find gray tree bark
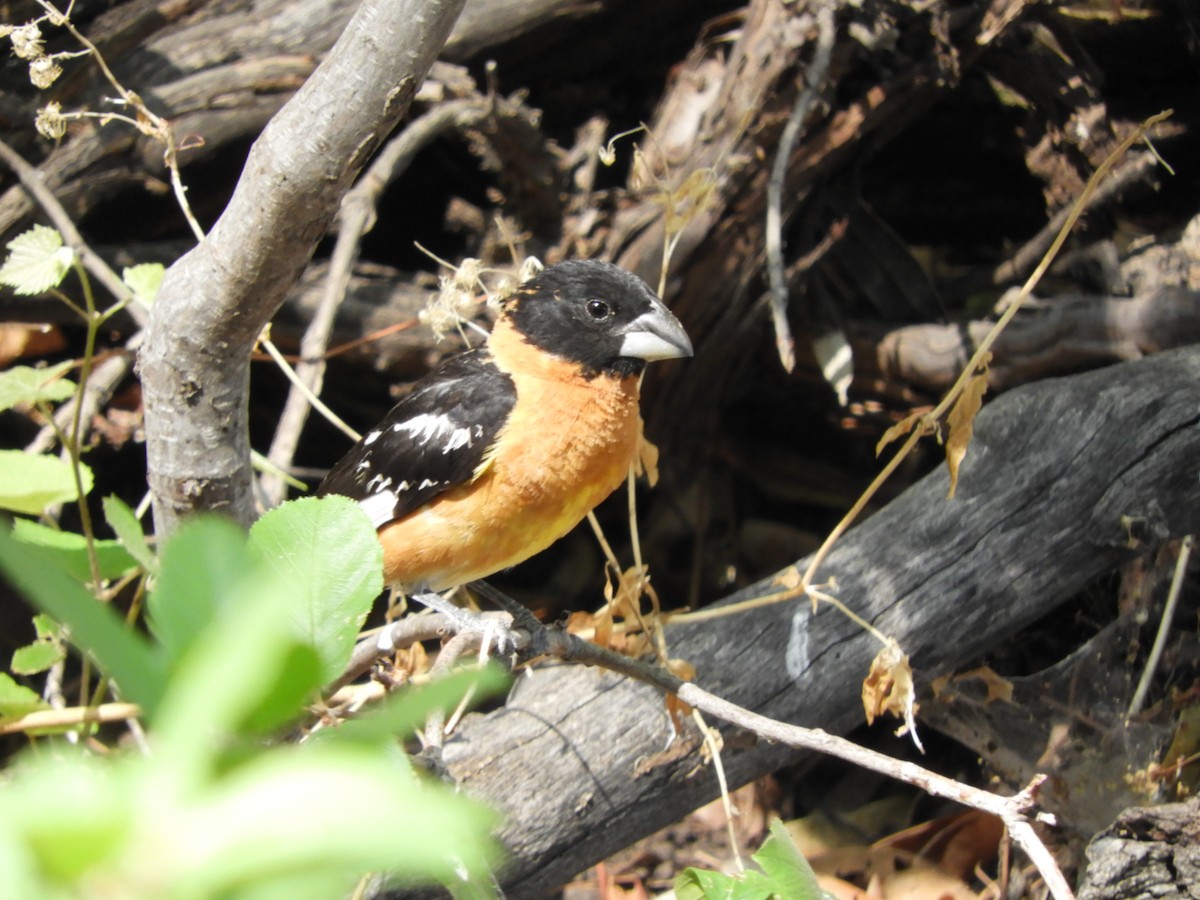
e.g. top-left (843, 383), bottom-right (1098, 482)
top-left (139, 0), bottom-right (467, 532)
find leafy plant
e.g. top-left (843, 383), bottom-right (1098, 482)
top-left (675, 820), bottom-right (832, 900)
top-left (0, 497), bottom-right (503, 898)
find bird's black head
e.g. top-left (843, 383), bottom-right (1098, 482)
top-left (503, 260), bottom-right (693, 378)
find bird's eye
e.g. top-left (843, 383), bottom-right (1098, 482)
top-left (585, 299), bottom-right (610, 320)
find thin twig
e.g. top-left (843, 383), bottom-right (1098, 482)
top-left (799, 110), bottom-right (1172, 592)
top-left (34, 0), bottom-right (206, 240)
top-left (1129, 534), bottom-right (1193, 716)
top-left (991, 153), bottom-right (1158, 288)
top-left (376, 583), bottom-right (1072, 898)
top-left (764, 5), bottom-right (835, 372)
top-left (0, 701), bottom-right (141, 735)
top-left (261, 98), bottom-right (490, 506)
top-left (25, 337), bottom-right (140, 454)
top-left (259, 336), bottom-right (361, 442)
top-left (678, 684), bottom-right (1072, 900)
top-left (692, 707), bottom-right (746, 872)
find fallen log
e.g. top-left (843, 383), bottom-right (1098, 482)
top-left (423, 346), bottom-right (1200, 897)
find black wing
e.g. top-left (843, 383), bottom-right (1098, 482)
top-left (317, 349), bottom-right (516, 527)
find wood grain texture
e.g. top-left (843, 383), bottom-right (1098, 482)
top-left (423, 346), bottom-right (1200, 898)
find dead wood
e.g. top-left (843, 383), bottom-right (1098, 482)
top-left (416, 346), bottom-right (1200, 898)
top-left (1077, 797), bottom-right (1200, 900)
top-left (866, 286), bottom-right (1200, 394)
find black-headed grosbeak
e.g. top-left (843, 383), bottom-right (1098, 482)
top-left (317, 260), bottom-right (692, 623)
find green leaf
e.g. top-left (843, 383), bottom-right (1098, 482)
top-left (174, 744), bottom-right (497, 896)
top-left (0, 753), bottom-right (134, 884)
top-left (151, 560), bottom-right (323, 757)
top-left (754, 820), bottom-right (827, 900)
top-left (0, 528), bottom-right (167, 716)
top-left (675, 820), bottom-right (829, 900)
top-left (101, 494), bottom-right (156, 574)
top-left (0, 225), bottom-right (74, 295)
top-left (0, 673), bottom-right (48, 722)
top-left (146, 517), bottom-right (252, 665)
top-left (248, 496), bottom-right (382, 685)
top-left (32, 614), bottom-right (63, 640)
top-left (12, 518), bottom-right (138, 582)
top-left (0, 361), bottom-right (76, 412)
top-left (121, 262), bottom-right (164, 308)
top-left (11, 639), bottom-right (65, 675)
top-left (0, 450), bottom-right (93, 515)
top-left (323, 665), bottom-right (509, 748)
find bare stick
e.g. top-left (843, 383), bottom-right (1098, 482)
top-left (764, 5), bottom-right (834, 372)
top-left (0, 701), bottom-right (141, 736)
top-left (1128, 534), bottom-right (1194, 716)
top-left (142, 0), bottom-right (469, 533)
top-left (457, 582), bottom-right (1074, 899)
top-left (261, 97), bottom-right (489, 506)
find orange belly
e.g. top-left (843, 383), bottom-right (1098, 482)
top-left (377, 367), bottom-right (642, 591)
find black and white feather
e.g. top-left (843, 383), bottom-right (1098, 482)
top-left (317, 351), bottom-right (516, 526)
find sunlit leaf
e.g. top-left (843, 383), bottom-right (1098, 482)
top-left (0, 673), bottom-right (48, 722)
top-left (0, 361), bottom-right (75, 411)
top-left (102, 494), bottom-right (156, 574)
top-left (121, 262), bottom-right (164, 308)
top-left (0, 225), bottom-right (74, 295)
top-left (11, 637), bottom-right (65, 675)
top-left (0, 528), bottom-right (167, 715)
top-left (146, 516), bottom-right (251, 665)
top-left (0, 451), bottom-right (92, 514)
top-left (248, 496), bottom-right (382, 685)
top-left (12, 518), bottom-right (137, 582)
top-left (677, 819), bottom-right (829, 899)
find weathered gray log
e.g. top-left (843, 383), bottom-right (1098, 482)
top-left (1077, 797), bottom-right (1200, 900)
top-left (422, 346), bottom-right (1200, 898)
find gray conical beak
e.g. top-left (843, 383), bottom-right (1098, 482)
top-left (617, 297), bottom-right (693, 361)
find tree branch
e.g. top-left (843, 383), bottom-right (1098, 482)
top-left (139, 0), bottom-right (467, 533)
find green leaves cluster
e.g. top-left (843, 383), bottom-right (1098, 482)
top-left (0, 496), bottom-right (502, 898)
top-left (0, 222), bottom-right (500, 897)
top-left (0, 225), bottom-right (163, 519)
top-left (676, 820), bottom-right (833, 900)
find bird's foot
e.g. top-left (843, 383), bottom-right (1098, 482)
top-left (403, 589), bottom-right (520, 657)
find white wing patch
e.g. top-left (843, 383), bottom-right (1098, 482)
top-left (393, 413), bottom-right (479, 454)
top-left (359, 489), bottom-right (399, 528)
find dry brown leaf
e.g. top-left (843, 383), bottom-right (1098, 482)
top-left (956, 666), bottom-right (1014, 705)
top-left (862, 641), bottom-right (920, 748)
top-left (0, 322), bottom-right (65, 368)
top-left (878, 809), bottom-right (1004, 881)
top-left (880, 862), bottom-right (978, 900)
top-left (945, 353), bottom-right (991, 499)
top-left (875, 409), bottom-right (928, 456)
top-left (634, 418), bottom-right (659, 487)
top-left (931, 673), bottom-right (954, 700)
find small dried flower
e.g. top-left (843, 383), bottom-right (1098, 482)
top-left (29, 55), bottom-right (62, 89)
top-left (11, 23), bottom-right (44, 60)
top-left (35, 102), bottom-right (67, 141)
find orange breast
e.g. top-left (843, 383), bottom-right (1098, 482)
top-left (377, 356), bottom-right (641, 592)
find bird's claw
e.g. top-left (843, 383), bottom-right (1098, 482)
top-left (411, 590), bottom-right (519, 657)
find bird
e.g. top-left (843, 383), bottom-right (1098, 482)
top-left (317, 259), bottom-right (693, 635)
